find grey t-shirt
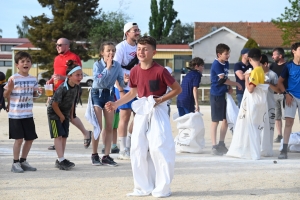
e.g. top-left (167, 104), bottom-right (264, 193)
top-left (265, 69), bottom-right (278, 93)
top-left (47, 83), bottom-right (78, 120)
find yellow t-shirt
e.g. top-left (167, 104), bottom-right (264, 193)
top-left (249, 66), bottom-right (265, 86)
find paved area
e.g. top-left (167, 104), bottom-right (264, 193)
top-left (0, 104), bottom-right (300, 200)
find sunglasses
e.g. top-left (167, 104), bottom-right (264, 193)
top-left (56, 44), bottom-right (67, 47)
top-left (129, 29), bottom-right (141, 33)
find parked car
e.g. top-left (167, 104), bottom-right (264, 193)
top-left (81, 73), bottom-right (94, 86)
top-left (37, 71), bottom-right (50, 86)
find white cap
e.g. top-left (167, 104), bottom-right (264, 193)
top-left (123, 22), bottom-right (138, 40)
top-left (165, 66), bottom-right (173, 74)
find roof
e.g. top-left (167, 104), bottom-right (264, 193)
top-left (189, 26), bottom-right (248, 47)
top-left (12, 42), bottom-right (41, 50)
top-left (156, 44), bottom-right (191, 51)
top-left (194, 22), bottom-right (285, 48)
top-left (0, 54), bottom-right (12, 59)
top-left (0, 38), bottom-right (30, 44)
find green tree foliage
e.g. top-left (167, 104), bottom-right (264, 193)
top-left (149, 0), bottom-right (180, 42)
top-left (16, 19), bottom-right (29, 38)
top-left (88, 11), bottom-right (130, 54)
top-left (5, 69), bottom-right (12, 81)
top-left (243, 38), bottom-right (260, 49)
top-left (160, 22), bottom-right (193, 44)
top-left (272, 0), bottom-right (300, 46)
top-left (24, 0), bottom-right (100, 71)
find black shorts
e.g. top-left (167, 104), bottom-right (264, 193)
top-left (48, 118), bottom-right (70, 138)
top-left (210, 94), bottom-right (226, 122)
top-left (9, 117), bottom-right (38, 140)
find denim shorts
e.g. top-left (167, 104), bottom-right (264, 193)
top-left (91, 88), bottom-right (114, 109)
top-left (114, 87), bottom-right (137, 110)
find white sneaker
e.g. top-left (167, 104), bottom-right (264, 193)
top-left (118, 148), bottom-right (130, 160)
top-left (11, 163), bottom-right (24, 173)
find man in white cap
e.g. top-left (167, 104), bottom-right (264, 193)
top-left (114, 22), bottom-right (140, 159)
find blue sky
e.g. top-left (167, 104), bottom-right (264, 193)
top-left (0, 0), bottom-right (290, 38)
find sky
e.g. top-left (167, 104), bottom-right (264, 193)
top-left (0, 0), bottom-right (291, 38)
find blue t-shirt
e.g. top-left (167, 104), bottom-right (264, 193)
top-left (234, 61), bottom-right (253, 94)
top-left (210, 59), bottom-right (229, 96)
top-left (280, 60), bottom-right (300, 98)
top-left (177, 70), bottom-right (202, 111)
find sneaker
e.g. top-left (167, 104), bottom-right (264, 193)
top-left (274, 135), bottom-right (283, 143)
top-left (102, 155), bottom-right (118, 167)
top-left (218, 144), bottom-right (228, 154)
top-left (118, 148), bottom-right (130, 160)
top-left (278, 151), bottom-right (288, 159)
top-left (11, 162), bottom-right (24, 173)
top-left (59, 159), bottom-right (75, 170)
top-left (20, 161), bottom-right (37, 171)
top-left (211, 146), bottom-right (224, 156)
top-left (91, 154), bottom-right (102, 166)
top-left (55, 160), bottom-right (59, 168)
top-left (111, 146), bottom-right (120, 154)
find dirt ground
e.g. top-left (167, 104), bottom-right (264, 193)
top-left (0, 104), bottom-right (300, 200)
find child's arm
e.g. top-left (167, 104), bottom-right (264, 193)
top-left (193, 86), bottom-right (199, 112)
top-left (244, 73), bottom-right (255, 93)
top-left (105, 87), bottom-right (137, 112)
top-left (268, 83), bottom-right (281, 93)
top-left (70, 103), bottom-right (74, 121)
top-left (52, 102), bottom-right (65, 123)
top-left (3, 79), bottom-right (14, 98)
top-left (155, 81), bottom-right (182, 106)
top-left (5, 96), bottom-right (10, 112)
top-left (219, 75), bottom-right (242, 90)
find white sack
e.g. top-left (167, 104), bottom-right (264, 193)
top-left (128, 96), bottom-right (175, 198)
top-left (279, 132), bottom-right (300, 152)
top-left (173, 112), bottom-right (205, 153)
top-left (226, 93), bottom-right (239, 135)
top-left (85, 89), bottom-right (101, 139)
top-left (226, 84), bottom-right (269, 160)
top-left (260, 89), bottom-right (276, 157)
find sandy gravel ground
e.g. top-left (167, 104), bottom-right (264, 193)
top-left (0, 104), bottom-right (300, 200)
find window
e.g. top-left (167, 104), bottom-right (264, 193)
top-left (1, 45), bottom-right (16, 51)
top-left (0, 61), bottom-right (12, 66)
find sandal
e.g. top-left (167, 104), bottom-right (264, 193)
top-left (48, 145), bottom-right (55, 150)
top-left (84, 131), bottom-right (92, 149)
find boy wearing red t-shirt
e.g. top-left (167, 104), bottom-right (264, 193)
top-left (105, 36), bottom-right (181, 197)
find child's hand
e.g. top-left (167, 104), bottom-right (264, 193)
top-left (195, 105), bottom-right (200, 112)
top-left (106, 56), bottom-right (113, 70)
top-left (105, 101), bottom-right (116, 112)
top-left (60, 115), bottom-right (65, 123)
top-left (6, 102), bottom-right (10, 112)
top-left (6, 79), bottom-right (14, 92)
top-left (38, 87), bottom-right (43, 95)
top-left (124, 74), bottom-right (129, 84)
top-left (236, 82), bottom-right (242, 90)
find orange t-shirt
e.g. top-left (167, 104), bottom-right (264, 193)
top-left (53, 50), bottom-right (82, 91)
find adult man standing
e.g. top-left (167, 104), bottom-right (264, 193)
top-left (47, 38), bottom-right (91, 150)
top-left (270, 47), bottom-right (286, 143)
top-left (114, 22), bottom-right (140, 159)
top-left (234, 48), bottom-right (252, 107)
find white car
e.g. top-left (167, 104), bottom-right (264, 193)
top-left (80, 73), bottom-right (94, 86)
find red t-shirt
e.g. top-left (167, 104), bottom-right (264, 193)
top-left (53, 50), bottom-right (82, 91)
top-left (129, 62), bottom-right (175, 98)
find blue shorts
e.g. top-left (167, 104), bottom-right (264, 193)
top-left (91, 88), bottom-right (114, 109)
top-left (114, 87), bottom-right (137, 110)
top-left (210, 94), bottom-right (226, 122)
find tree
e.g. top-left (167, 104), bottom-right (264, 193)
top-left (16, 19), bottom-right (29, 38)
top-left (160, 22), bottom-right (193, 44)
top-left (272, 0), bottom-right (300, 46)
top-left (24, 0), bottom-right (100, 71)
top-left (239, 38), bottom-right (260, 61)
top-left (88, 11), bottom-right (130, 54)
top-left (149, 0), bottom-right (180, 42)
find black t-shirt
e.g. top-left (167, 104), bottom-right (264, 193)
top-left (234, 61), bottom-right (253, 94)
top-left (270, 62), bottom-right (288, 89)
top-left (47, 83), bottom-right (78, 120)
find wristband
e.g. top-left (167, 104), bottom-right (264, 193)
top-left (282, 91), bottom-right (289, 95)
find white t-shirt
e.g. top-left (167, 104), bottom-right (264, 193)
top-left (113, 40), bottom-right (137, 91)
top-left (4, 73), bottom-right (38, 119)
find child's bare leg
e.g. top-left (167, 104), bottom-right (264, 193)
top-left (71, 117), bottom-right (90, 139)
top-left (103, 109), bottom-right (114, 155)
top-left (20, 140), bottom-right (34, 159)
top-left (210, 121), bottom-right (219, 146)
top-left (220, 119), bottom-right (228, 142)
top-left (112, 129), bottom-right (117, 144)
top-left (54, 137), bottom-right (64, 158)
top-left (13, 139), bottom-right (23, 160)
top-left (118, 109), bottom-right (131, 151)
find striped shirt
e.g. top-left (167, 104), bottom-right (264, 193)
top-left (4, 73), bottom-right (38, 119)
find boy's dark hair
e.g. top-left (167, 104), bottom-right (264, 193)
top-left (260, 54), bottom-right (268, 65)
top-left (66, 60), bottom-right (80, 74)
top-left (216, 43), bottom-right (230, 56)
top-left (291, 42), bottom-right (300, 57)
top-left (137, 36), bottom-right (156, 50)
top-left (272, 47), bottom-right (285, 58)
top-left (248, 48), bottom-right (261, 61)
top-left (189, 57), bottom-right (204, 70)
top-left (0, 71), bottom-right (5, 82)
top-left (14, 51), bottom-right (32, 64)
top-left (99, 41), bottom-right (115, 60)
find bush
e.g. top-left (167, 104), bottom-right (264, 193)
top-left (5, 69), bottom-right (12, 81)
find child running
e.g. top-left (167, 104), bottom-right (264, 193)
top-left (4, 51), bottom-right (43, 173)
top-left (105, 36), bottom-right (182, 197)
top-left (90, 41), bottom-right (129, 166)
top-left (47, 60), bottom-right (83, 170)
top-left (177, 57), bottom-right (204, 117)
